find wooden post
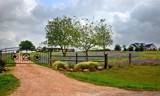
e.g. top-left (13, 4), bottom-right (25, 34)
top-left (129, 53), bottom-right (131, 64)
top-left (49, 51), bottom-right (52, 67)
top-left (76, 53), bottom-right (78, 64)
top-left (104, 54), bottom-right (108, 69)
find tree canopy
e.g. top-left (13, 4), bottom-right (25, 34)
top-left (19, 40), bottom-right (35, 50)
top-left (45, 16), bottom-right (113, 57)
top-left (45, 16), bottom-right (75, 56)
top-left (73, 18), bottom-right (97, 60)
top-left (114, 44), bottom-right (121, 51)
top-left (95, 19), bottom-right (113, 54)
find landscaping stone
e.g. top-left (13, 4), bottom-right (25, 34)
top-left (78, 69), bottom-right (83, 72)
top-left (69, 68), bottom-right (74, 72)
top-left (83, 69), bottom-right (89, 72)
top-left (97, 66), bottom-right (104, 70)
top-left (59, 68), bottom-right (65, 71)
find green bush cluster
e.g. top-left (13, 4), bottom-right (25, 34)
top-left (52, 61), bottom-right (100, 72)
top-left (0, 59), bottom-right (6, 73)
top-left (74, 61), bottom-right (99, 72)
top-left (52, 61), bottom-right (68, 70)
top-left (0, 59), bottom-right (6, 68)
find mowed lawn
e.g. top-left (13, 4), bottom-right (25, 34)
top-left (0, 74), bottom-right (19, 96)
top-left (65, 64), bottom-right (160, 90)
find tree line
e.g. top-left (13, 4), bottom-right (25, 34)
top-left (44, 16), bottom-right (113, 58)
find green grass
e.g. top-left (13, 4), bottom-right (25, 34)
top-left (5, 54), bottom-right (16, 67)
top-left (0, 74), bottom-right (19, 96)
top-left (65, 64), bottom-right (160, 90)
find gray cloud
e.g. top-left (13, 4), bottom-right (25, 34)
top-left (0, 0), bottom-right (160, 49)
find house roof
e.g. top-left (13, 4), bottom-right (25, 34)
top-left (130, 43), bottom-right (157, 49)
top-left (145, 44), bottom-right (153, 47)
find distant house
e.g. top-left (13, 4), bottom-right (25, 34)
top-left (46, 46), bottom-right (75, 52)
top-left (130, 43), bottom-right (157, 50)
top-left (36, 46), bottom-right (42, 52)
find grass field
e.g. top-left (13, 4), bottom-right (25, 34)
top-left (5, 54), bottom-right (16, 67)
top-left (0, 74), bottom-right (19, 96)
top-left (65, 64), bottom-right (160, 90)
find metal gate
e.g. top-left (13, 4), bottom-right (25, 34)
top-left (0, 47), bottom-right (51, 65)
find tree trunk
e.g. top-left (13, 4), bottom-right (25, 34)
top-left (85, 50), bottom-right (88, 61)
top-left (103, 45), bottom-right (106, 55)
top-left (62, 50), bottom-right (67, 57)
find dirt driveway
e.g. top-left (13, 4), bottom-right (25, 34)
top-left (10, 63), bottom-right (160, 96)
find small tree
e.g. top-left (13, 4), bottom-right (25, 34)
top-left (73, 18), bottom-right (97, 61)
top-left (159, 47), bottom-right (160, 51)
top-left (42, 47), bottom-right (46, 52)
top-left (123, 45), bottom-right (127, 51)
top-left (128, 46), bottom-right (133, 51)
top-left (114, 44), bottom-right (121, 51)
top-left (19, 40), bottom-right (35, 51)
top-left (140, 46), bottom-right (144, 51)
top-left (45, 16), bottom-right (75, 56)
top-left (95, 19), bottom-right (113, 55)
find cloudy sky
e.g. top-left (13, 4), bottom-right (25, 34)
top-left (0, 0), bottom-right (160, 49)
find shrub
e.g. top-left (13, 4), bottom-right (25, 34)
top-left (114, 44), bottom-right (121, 51)
top-left (74, 62), bottom-right (89, 71)
top-left (128, 46), bottom-right (133, 51)
top-left (74, 61), bottom-right (99, 72)
top-left (0, 59), bottom-right (6, 68)
top-left (88, 62), bottom-right (99, 72)
top-left (140, 46), bottom-right (144, 51)
top-left (52, 61), bottom-right (68, 70)
top-left (0, 67), bottom-right (5, 73)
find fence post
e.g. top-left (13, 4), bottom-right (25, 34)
top-left (49, 51), bottom-right (52, 67)
top-left (104, 54), bottom-right (108, 69)
top-left (76, 53), bottom-right (78, 64)
top-left (129, 53), bottom-right (131, 64)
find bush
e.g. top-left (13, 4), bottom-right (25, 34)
top-left (0, 59), bottom-right (6, 68)
top-left (52, 61), bottom-right (68, 70)
top-left (140, 46), bottom-right (144, 51)
top-left (74, 61), bottom-right (99, 72)
top-left (114, 44), bottom-right (121, 51)
top-left (74, 62), bottom-right (89, 71)
top-left (0, 67), bottom-right (5, 73)
top-left (128, 46), bottom-right (133, 51)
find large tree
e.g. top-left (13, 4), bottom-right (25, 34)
top-left (73, 18), bottom-right (97, 61)
top-left (95, 19), bottom-right (113, 55)
top-left (19, 40), bottom-right (35, 51)
top-left (45, 16), bottom-right (75, 56)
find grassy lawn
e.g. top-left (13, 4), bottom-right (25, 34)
top-left (6, 54), bottom-right (16, 67)
top-left (0, 74), bottom-right (19, 96)
top-left (65, 64), bottom-right (160, 90)
top-left (135, 51), bottom-right (160, 60)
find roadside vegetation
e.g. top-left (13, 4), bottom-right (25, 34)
top-left (65, 64), bottom-right (160, 90)
top-left (6, 55), bottom-right (16, 67)
top-left (0, 74), bottom-right (20, 96)
top-left (0, 59), bottom-right (19, 96)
